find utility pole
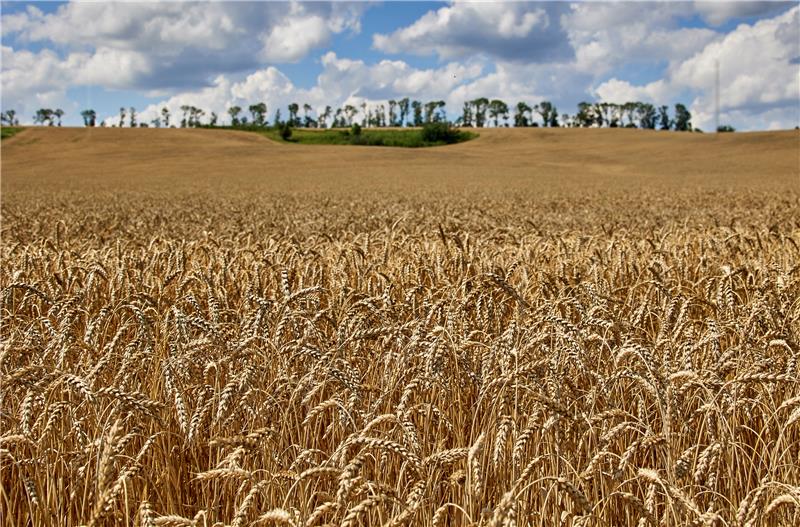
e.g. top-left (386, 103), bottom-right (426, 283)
top-left (715, 59), bottom-right (720, 134)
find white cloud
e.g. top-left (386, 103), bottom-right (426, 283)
top-left (1, 1), bottom-right (366, 91)
top-left (672, 6), bottom-right (799, 109)
top-left (80, 48), bottom-right (153, 88)
top-left (590, 6), bottom-right (800, 130)
top-left (1, 46), bottom-right (76, 119)
top-left (562, 2), bottom-right (718, 75)
top-left (593, 78), bottom-right (672, 105)
top-left (693, 1), bottom-right (795, 26)
top-left (2, 2), bottom-right (796, 132)
top-left (261, 15), bottom-right (331, 63)
top-left (373, 1), bottom-right (573, 62)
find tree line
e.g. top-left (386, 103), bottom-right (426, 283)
top-left (2, 99), bottom-right (723, 132)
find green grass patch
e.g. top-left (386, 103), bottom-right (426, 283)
top-left (1, 126), bottom-right (23, 140)
top-left (215, 124), bottom-right (477, 148)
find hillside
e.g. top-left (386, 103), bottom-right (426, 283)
top-left (2, 127), bottom-right (797, 196)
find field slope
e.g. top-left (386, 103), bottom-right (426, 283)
top-left (2, 127), bottom-right (797, 193)
top-left (1, 127), bottom-right (799, 527)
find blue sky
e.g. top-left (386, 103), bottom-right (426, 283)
top-left (2, 1), bottom-right (798, 130)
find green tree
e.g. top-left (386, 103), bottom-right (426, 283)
top-left (319, 106), bottom-right (331, 128)
top-left (398, 98), bottom-right (410, 127)
top-left (179, 105), bottom-right (189, 128)
top-left (129, 107), bottom-right (137, 128)
top-left (423, 101), bottom-right (437, 123)
top-left (388, 100), bottom-right (397, 127)
top-left (411, 101), bottom-right (423, 126)
top-left (190, 107), bottom-right (204, 127)
top-left (376, 104), bottom-right (387, 127)
top-left (228, 106), bottom-right (242, 126)
top-left (288, 103), bottom-right (300, 127)
top-left (34, 108), bottom-right (54, 126)
top-left (488, 99), bottom-right (509, 127)
top-left (622, 102), bottom-right (638, 127)
top-left (80, 109), bottom-right (96, 127)
top-left (249, 102), bottom-right (267, 126)
top-left (674, 103), bottom-right (691, 131)
top-left (471, 98), bottom-right (489, 127)
top-left (575, 102), bottom-right (593, 127)
top-left (303, 103), bottom-right (315, 128)
top-left (279, 121), bottom-right (292, 140)
top-left (1, 109), bottom-right (18, 126)
top-left (461, 101), bottom-right (473, 127)
top-left (537, 101), bottom-right (554, 127)
top-left (209, 112), bottom-right (218, 127)
top-left (421, 122), bottom-right (460, 143)
top-left (637, 103), bottom-right (657, 129)
top-left (119, 107), bottom-right (127, 127)
top-left (435, 101), bottom-right (446, 123)
top-left (161, 107), bottom-right (171, 127)
top-left (514, 102), bottom-right (531, 127)
top-left (548, 105), bottom-right (559, 127)
top-left (658, 105), bottom-right (672, 130)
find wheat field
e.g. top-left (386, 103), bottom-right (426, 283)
top-left (1, 127), bottom-right (799, 526)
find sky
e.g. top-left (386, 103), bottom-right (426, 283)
top-left (1, 1), bottom-right (798, 131)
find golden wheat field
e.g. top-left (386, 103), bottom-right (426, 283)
top-left (1, 127), bottom-right (799, 527)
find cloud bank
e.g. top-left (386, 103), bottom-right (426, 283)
top-left (2, 1), bottom-right (797, 131)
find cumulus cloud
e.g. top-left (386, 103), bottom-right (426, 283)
top-left (693, 1), bottom-right (795, 26)
top-left (672, 6), bottom-right (799, 108)
top-left (373, 1), bottom-right (573, 62)
top-left (261, 15), bottom-right (331, 63)
top-left (592, 78), bottom-right (672, 105)
top-left (2, 1), bottom-right (365, 90)
top-left (562, 2), bottom-right (718, 75)
top-left (2, 1), bottom-right (796, 131)
top-left (592, 6), bottom-right (800, 130)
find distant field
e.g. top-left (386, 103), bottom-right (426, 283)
top-left (2, 127), bottom-right (798, 194)
top-left (1, 127), bottom-right (799, 526)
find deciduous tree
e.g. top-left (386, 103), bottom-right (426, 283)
top-left (471, 98), bottom-right (489, 127)
top-left (228, 106), bottom-right (242, 126)
top-left (674, 103), bottom-right (691, 131)
top-left (249, 102), bottom-right (267, 127)
top-left (488, 99), bottom-right (509, 127)
top-left (398, 98), bottom-right (410, 127)
top-left (461, 102), bottom-right (473, 127)
top-left (514, 102), bottom-right (532, 127)
top-left (81, 109), bottom-right (97, 127)
top-left (1, 109), bottom-right (18, 126)
top-left (411, 101), bottom-right (423, 126)
top-left (288, 103), bottom-right (300, 127)
top-left (658, 105), bottom-right (672, 130)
